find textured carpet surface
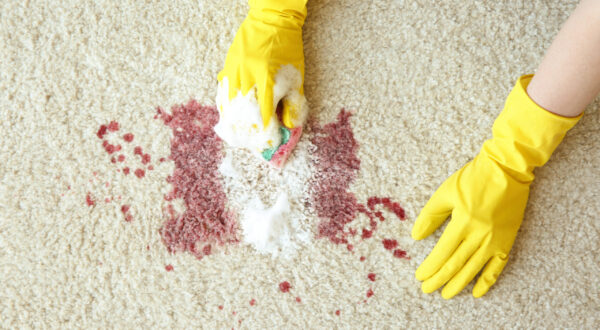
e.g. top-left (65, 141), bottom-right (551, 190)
top-left (1, 0), bottom-right (599, 328)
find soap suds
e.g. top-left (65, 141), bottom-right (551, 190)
top-left (240, 193), bottom-right (308, 257)
top-left (214, 65), bottom-right (308, 158)
top-left (219, 131), bottom-right (315, 258)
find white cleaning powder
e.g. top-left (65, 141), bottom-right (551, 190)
top-left (240, 193), bottom-right (309, 258)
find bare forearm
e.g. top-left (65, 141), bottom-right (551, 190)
top-left (527, 0), bottom-right (600, 117)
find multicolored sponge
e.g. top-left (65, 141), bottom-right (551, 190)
top-left (261, 126), bottom-right (303, 168)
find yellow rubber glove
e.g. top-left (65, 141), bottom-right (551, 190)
top-left (412, 75), bottom-right (582, 299)
top-left (215, 0), bottom-right (308, 157)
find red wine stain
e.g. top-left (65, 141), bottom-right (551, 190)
top-left (218, 305), bottom-right (224, 310)
top-left (141, 154), bottom-right (151, 165)
top-left (295, 297), bottom-right (301, 303)
top-left (382, 239), bottom-right (398, 250)
top-left (123, 167), bottom-right (130, 175)
top-left (104, 197), bottom-right (111, 203)
top-left (134, 146), bottom-right (143, 156)
top-left (123, 133), bottom-right (134, 142)
top-left (121, 204), bottom-right (130, 213)
top-left (107, 121), bottom-right (119, 132)
top-left (279, 281), bottom-right (291, 293)
top-left (367, 273), bottom-right (376, 282)
top-left (134, 169), bottom-right (145, 178)
top-left (118, 154), bottom-right (125, 162)
top-left (366, 288), bottom-right (374, 298)
top-left (393, 249), bottom-right (410, 259)
top-left (86, 193), bottom-right (95, 206)
top-left (308, 110), bottom-right (409, 260)
top-left (159, 157), bottom-right (166, 162)
top-left (157, 101), bottom-right (237, 259)
top-left (249, 299), bottom-right (256, 306)
top-left (359, 256), bottom-right (366, 262)
top-left (97, 125), bottom-right (108, 139)
top-left (165, 264), bottom-right (174, 272)
top-left (148, 165), bottom-right (154, 171)
top-left (335, 310), bottom-right (341, 316)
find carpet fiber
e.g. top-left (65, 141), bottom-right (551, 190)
top-left (1, 0), bottom-right (599, 328)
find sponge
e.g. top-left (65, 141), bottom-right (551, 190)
top-left (262, 126), bottom-right (303, 168)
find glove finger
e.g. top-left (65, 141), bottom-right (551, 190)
top-left (421, 238), bottom-right (479, 293)
top-left (415, 219), bottom-right (463, 281)
top-left (280, 91), bottom-right (306, 128)
top-left (258, 76), bottom-right (277, 130)
top-left (411, 179), bottom-right (454, 240)
top-left (472, 254), bottom-right (509, 298)
top-left (440, 247), bottom-right (489, 299)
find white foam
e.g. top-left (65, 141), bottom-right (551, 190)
top-left (240, 193), bottom-right (310, 258)
top-left (214, 65), bottom-right (308, 154)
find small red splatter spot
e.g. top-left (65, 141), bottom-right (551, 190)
top-left (93, 171), bottom-right (98, 176)
top-left (110, 157), bottom-right (116, 163)
top-left (148, 165), bottom-right (154, 171)
top-left (118, 154), bottom-right (125, 162)
top-left (121, 205), bottom-right (130, 214)
top-left (134, 169), bottom-right (145, 178)
top-left (123, 133), bottom-right (134, 142)
top-left (67, 185), bottom-right (71, 190)
top-left (367, 273), bottom-right (376, 282)
top-left (165, 264), bottom-right (174, 272)
top-left (134, 146), bottom-right (143, 155)
top-left (146, 245), bottom-right (150, 250)
top-left (295, 297), bottom-right (301, 303)
top-left (104, 198), bottom-right (111, 203)
top-left (249, 299), bottom-right (256, 306)
top-left (347, 244), bottom-right (354, 251)
top-left (279, 281), bottom-right (291, 293)
top-left (366, 288), bottom-right (374, 298)
top-left (393, 249), bottom-right (409, 259)
top-left (159, 157), bottom-right (166, 162)
top-left (97, 125), bottom-right (108, 139)
top-left (232, 311), bottom-right (236, 315)
top-left (361, 229), bottom-right (373, 239)
top-left (86, 193), bottom-right (95, 206)
top-left (359, 256), bottom-right (366, 262)
top-left (108, 121), bottom-right (119, 132)
top-left (335, 310), bottom-right (341, 316)
top-left (382, 239), bottom-right (398, 250)
top-left (202, 245), bottom-right (212, 255)
top-left (105, 182), bottom-right (109, 187)
top-left (218, 305), bottom-right (223, 310)
top-left (125, 214), bottom-right (133, 222)
top-left (141, 154), bottom-right (151, 164)
top-left (123, 167), bottom-right (130, 175)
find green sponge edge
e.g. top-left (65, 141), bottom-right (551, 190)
top-left (261, 126), bottom-right (291, 161)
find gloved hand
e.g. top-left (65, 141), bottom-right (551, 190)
top-left (412, 75), bottom-right (582, 299)
top-left (215, 0), bottom-right (309, 161)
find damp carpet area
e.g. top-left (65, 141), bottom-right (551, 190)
top-left (1, 0), bottom-right (599, 328)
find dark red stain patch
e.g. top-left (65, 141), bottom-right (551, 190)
top-left (121, 204), bottom-right (130, 213)
top-left (123, 133), bottom-right (134, 142)
top-left (123, 167), bottom-right (130, 175)
top-left (134, 169), bottom-right (145, 178)
top-left (335, 310), bottom-right (341, 316)
top-left (157, 101), bottom-right (237, 259)
top-left (295, 297), bottom-right (301, 303)
top-left (359, 256), bottom-right (366, 262)
top-left (118, 154), bottom-right (125, 162)
top-left (218, 305), bottom-right (224, 310)
top-left (142, 154), bottom-right (151, 164)
top-left (97, 125), bottom-right (108, 139)
top-left (165, 264), bottom-right (174, 272)
top-left (108, 121), bottom-right (119, 132)
top-left (308, 110), bottom-right (409, 259)
top-left (393, 249), bottom-right (409, 259)
top-left (249, 299), bottom-right (256, 306)
top-left (134, 146), bottom-right (143, 155)
top-left (279, 281), bottom-right (291, 293)
top-left (86, 193), bottom-right (95, 206)
top-left (309, 110), bottom-right (360, 245)
top-left (382, 239), bottom-right (398, 250)
top-left (367, 273), bottom-right (376, 282)
top-left (366, 288), bottom-right (374, 298)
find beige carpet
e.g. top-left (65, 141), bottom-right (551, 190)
top-left (1, 0), bottom-right (599, 328)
